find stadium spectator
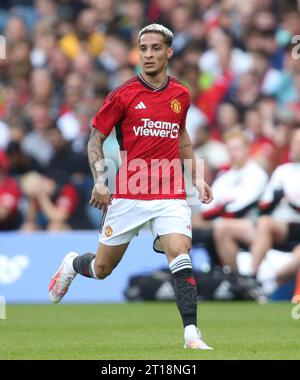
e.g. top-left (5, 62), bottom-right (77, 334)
top-left (59, 8), bottom-right (105, 59)
top-left (225, 71), bottom-right (261, 115)
top-left (0, 150), bottom-right (21, 230)
top-left (4, 15), bottom-right (28, 44)
top-left (72, 51), bottom-right (95, 80)
top-left (28, 68), bottom-right (57, 116)
top-left (209, 127), bottom-right (300, 283)
top-left (20, 170), bottom-right (79, 231)
top-left (193, 129), bottom-right (268, 268)
top-left (0, 82), bottom-right (27, 122)
top-left (251, 128), bottom-right (300, 276)
top-left (48, 48), bottom-right (71, 86)
top-left (168, 5), bottom-right (192, 54)
top-left (45, 125), bottom-right (89, 179)
top-left (198, 28), bottom-right (252, 80)
top-left (6, 141), bottom-right (41, 176)
top-left (243, 106), bottom-right (275, 173)
top-left (271, 113), bottom-right (296, 167)
top-left (215, 102), bottom-right (241, 137)
top-left (250, 50), bottom-right (282, 96)
top-left (194, 126), bottom-right (229, 173)
top-left (22, 102), bottom-right (54, 166)
top-left (57, 72), bottom-right (87, 141)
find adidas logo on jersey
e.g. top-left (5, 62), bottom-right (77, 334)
top-left (135, 101), bottom-right (147, 109)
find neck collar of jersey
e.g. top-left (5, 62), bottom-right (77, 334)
top-left (138, 74), bottom-right (169, 92)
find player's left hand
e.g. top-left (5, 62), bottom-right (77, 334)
top-left (195, 178), bottom-right (213, 204)
top-left (89, 183), bottom-right (111, 210)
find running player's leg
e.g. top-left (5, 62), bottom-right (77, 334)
top-left (73, 242), bottom-right (129, 279)
top-left (159, 233), bottom-right (212, 350)
top-left (49, 243), bottom-right (129, 303)
top-left (49, 198), bottom-right (146, 303)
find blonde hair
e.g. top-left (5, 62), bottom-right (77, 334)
top-left (139, 24), bottom-right (173, 46)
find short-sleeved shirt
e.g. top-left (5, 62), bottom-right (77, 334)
top-left (92, 74), bottom-right (190, 200)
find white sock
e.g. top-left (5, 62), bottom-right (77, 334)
top-left (169, 253), bottom-right (192, 274)
top-left (184, 324), bottom-right (200, 340)
top-left (90, 258), bottom-right (100, 279)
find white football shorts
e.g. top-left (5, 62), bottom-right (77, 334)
top-left (98, 198), bottom-right (192, 253)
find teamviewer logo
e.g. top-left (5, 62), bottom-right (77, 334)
top-left (0, 295), bottom-right (6, 319)
top-left (0, 35), bottom-right (6, 60)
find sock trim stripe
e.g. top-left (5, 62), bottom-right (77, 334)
top-left (170, 258), bottom-right (191, 266)
top-left (170, 259), bottom-right (192, 270)
top-left (170, 261), bottom-right (192, 272)
top-left (169, 254), bottom-right (192, 274)
top-left (171, 264), bottom-right (192, 274)
top-left (169, 254), bottom-right (190, 266)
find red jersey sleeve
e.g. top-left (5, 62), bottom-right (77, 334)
top-left (92, 94), bottom-right (124, 136)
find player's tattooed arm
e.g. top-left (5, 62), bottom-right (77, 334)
top-left (179, 143), bottom-right (192, 149)
top-left (87, 128), bottom-right (107, 185)
top-left (88, 128), bottom-right (111, 209)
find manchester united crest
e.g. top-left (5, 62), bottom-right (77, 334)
top-left (105, 226), bottom-right (113, 237)
top-left (171, 99), bottom-right (181, 113)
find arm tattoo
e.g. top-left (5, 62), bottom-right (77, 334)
top-left (179, 143), bottom-right (192, 149)
top-left (87, 128), bottom-right (105, 184)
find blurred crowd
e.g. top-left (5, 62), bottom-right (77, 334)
top-left (1, 0), bottom-right (300, 238)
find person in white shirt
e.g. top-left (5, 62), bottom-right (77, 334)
top-left (213, 128), bottom-right (300, 286)
top-left (194, 129), bottom-right (268, 269)
top-left (251, 128), bottom-right (300, 276)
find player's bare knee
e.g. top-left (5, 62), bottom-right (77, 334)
top-left (168, 242), bottom-right (191, 260)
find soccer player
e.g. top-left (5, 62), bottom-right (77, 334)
top-left (49, 24), bottom-right (213, 350)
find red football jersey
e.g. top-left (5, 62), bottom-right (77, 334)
top-left (92, 74), bottom-right (190, 200)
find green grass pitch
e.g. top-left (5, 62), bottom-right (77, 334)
top-left (0, 302), bottom-right (299, 360)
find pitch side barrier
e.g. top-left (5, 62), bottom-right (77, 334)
top-left (0, 230), bottom-right (176, 303)
top-left (0, 230), bottom-right (292, 303)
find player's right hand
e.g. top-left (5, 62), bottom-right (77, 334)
top-left (89, 183), bottom-right (111, 211)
